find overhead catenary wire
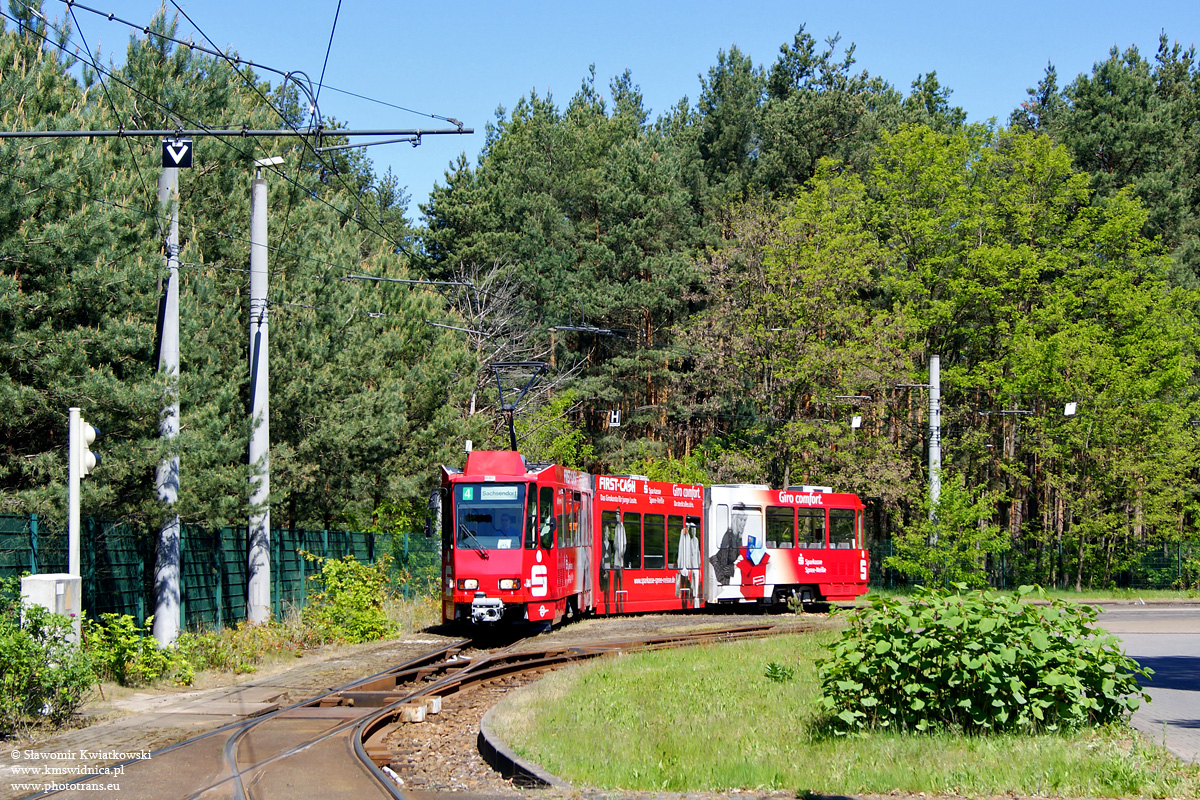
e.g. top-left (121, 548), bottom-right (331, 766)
top-left (310, 0), bottom-right (342, 128)
top-left (13, 2), bottom-right (466, 268)
top-left (0, 18), bottom-right (432, 311)
top-left (62, 1), bottom-right (155, 208)
top-left (0, 162), bottom-right (469, 293)
top-left (163, 0), bottom-right (454, 265)
top-left (53, 0), bottom-right (464, 129)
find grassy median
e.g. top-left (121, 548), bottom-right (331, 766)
top-left (489, 631), bottom-right (1200, 797)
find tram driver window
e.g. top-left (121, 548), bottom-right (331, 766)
top-left (829, 509), bottom-right (856, 549)
top-left (799, 509), bottom-right (825, 549)
top-left (766, 506), bottom-right (795, 548)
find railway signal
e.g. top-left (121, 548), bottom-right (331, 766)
top-left (76, 412), bottom-right (101, 476)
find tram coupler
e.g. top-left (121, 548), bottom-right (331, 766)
top-left (471, 591), bottom-right (505, 623)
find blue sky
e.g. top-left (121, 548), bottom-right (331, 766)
top-left (39, 0), bottom-right (1200, 217)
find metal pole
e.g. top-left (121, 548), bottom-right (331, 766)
top-left (69, 407), bottom-right (81, 575)
top-left (153, 166), bottom-right (182, 646)
top-left (247, 170), bottom-right (272, 624)
top-left (29, 513), bottom-right (38, 574)
top-left (929, 354), bottom-right (942, 518)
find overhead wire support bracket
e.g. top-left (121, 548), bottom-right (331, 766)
top-left (315, 135), bottom-right (419, 153)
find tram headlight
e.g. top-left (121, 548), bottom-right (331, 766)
top-left (498, 578), bottom-right (520, 591)
top-left (457, 578), bottom-right (479, 591)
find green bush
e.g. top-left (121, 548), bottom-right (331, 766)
top-left (299, 552), bottom-right (396, 645)
top-left (175, 619), bottom-right (299, 675)
top-left (817, 584), bottom-right (1150, 734)
top-left (0, 577), bottom-right (95, 734)
top-left (83, 613), bottom-right (191, 686)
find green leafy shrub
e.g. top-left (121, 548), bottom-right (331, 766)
top-left (817, 584), bottom-right (1150, 734)
top-left (83, 613), bottom-right (191, 686)
top-left (764, 661), bottom-right (796, 682)
top-left (0, 577), bottom-right (95, 733)
top-left (299, 552), bottom-right (396, 645)
top-left (175, 619), bottom-right (299, 674)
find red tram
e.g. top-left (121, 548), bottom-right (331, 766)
top-left (440, 450), bottom-right (869, 627)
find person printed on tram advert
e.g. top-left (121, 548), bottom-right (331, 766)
top-left (611, 513), bottom-right (627, 612)
top-left (737, 530), bottom-right (770, 598)
top-left (710, 514), bottom-right (743, 585)
top-left (676, 521), bottom-right (701, 608)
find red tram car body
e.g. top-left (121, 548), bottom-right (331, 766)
top-left (440, 451), bottom-right (869, 627)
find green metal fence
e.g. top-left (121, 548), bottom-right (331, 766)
top-left (1, 514), bottom-right (441, 630)
top-left (868, 536), bottom-right (1200, 591)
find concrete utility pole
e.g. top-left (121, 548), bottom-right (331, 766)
top-left (153, 166), bottom-right (182, 646)
top-left (928, 354), bottom-right (942, 521)
top-left (247, 157), bottom-right (279, 624)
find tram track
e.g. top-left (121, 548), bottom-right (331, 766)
top-left (26, 621), bottom-right (790, 799)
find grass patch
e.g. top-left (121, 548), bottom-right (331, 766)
top-left (489, 632), bottom-right (1200, 797)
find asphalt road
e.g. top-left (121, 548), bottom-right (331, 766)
top-left (1098, 604), bottom-right (1200, 763)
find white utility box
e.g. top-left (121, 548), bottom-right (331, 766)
top-left (21, 573), bottom-right (82, 641)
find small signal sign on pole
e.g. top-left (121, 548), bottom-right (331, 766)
top-left (162, 138), bottom-right (193, 168)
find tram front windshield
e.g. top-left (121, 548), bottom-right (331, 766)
top-left (454, 483), bottom-right (526, 550)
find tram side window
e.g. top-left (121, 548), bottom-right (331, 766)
top-left (766, 506), bottom-right (795, 548)
top-left (667, 515), bottom-right (683, 569)
top-left (829, 509), bottom-right (856, 549)
top-left (600, 510), bottom-right (620, 567)
top-left (581, 493), bottom-right (592, 546)
top-left (562, 491), bottom-right (572, 547)
top-left (799, 509), bottom-right (825, 548)
top-left (622, 511), bottom-right (642, 569)
top-left (525, 483), bottom-right (539, 549)
top-left (571, 491), bottom-right (582, 547)
top-left (644, 514), bottom-right (666, 569)
top-left (551, 488), bottom-right (565, 549)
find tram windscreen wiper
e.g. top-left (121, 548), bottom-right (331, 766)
top-left (458, 524), bottom-right (490, 559)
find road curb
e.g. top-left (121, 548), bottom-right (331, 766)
top-left (478, 704), bottom-right (572, 790)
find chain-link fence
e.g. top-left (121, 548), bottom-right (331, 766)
top-left (1, 514), bottom-right (441, 630)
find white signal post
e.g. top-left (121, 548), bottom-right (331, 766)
top-left (40, 407), bottom-right (96, 642)
top-left (68, 407), bottom-right (99, 575)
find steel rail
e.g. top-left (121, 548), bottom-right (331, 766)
top-left (352, 623), bottom-right (783, 796)
top-left (27, 640), bottom-right (468, 799)
top-left (29, 625), bottom-right (786, 799)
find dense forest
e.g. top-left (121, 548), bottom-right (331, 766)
top-left (3, 4), bottom-right (1199, 588)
